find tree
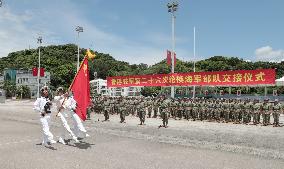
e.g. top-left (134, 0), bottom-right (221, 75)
top-left (16, 85), bottom-right (31, 99)
top-left (1, 81), bottom-right (16, 97)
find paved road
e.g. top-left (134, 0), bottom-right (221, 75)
top-left (0, 101), bottom-right (284, 169)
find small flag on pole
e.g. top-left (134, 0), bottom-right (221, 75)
top-left (166, 50), bottom-right (177, 66)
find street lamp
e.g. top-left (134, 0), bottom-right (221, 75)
top-left (37, 36), bottom-right (42, 98)
top-left (75, 26), bottom-right (83, 72)
top-left (167, 1), bottom-right (178, 98)
top-left (0, 0), bottom-right (3, 7)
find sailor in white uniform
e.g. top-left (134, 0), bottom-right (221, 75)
top-left (66, 92), bottom-right (90, 138)
top-left (54, 87), bottom-right (79, 144)
top-left (33, 87), bottom-right (56, 146)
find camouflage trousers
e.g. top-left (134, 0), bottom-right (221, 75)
top-left (273, 111), bottom-right (280, 126)
top-left (184, 109), bottom-right (191, 120)
top-left (242, 110), bottom-right (250, 123)
top-left (138, 110), bottom-right (146, 124)
top-left (161, 110), bottom-right (169, 127)
top-left (103, 108), bottom-right (110, 121)
top-left (224, 110), bottom-right (230, 122)
top-left (262, 111), bottom-right (270, 125)
top-left (119, 109), bottom-right (126, 123)
top-left (192, 108), bottom-right (198, 120)
top-left (214, 108), bottom-right (221, 121)
top-left (253, 111), bottom-right (260, 124)
top-left (153, 107), bottom-right (158, 118)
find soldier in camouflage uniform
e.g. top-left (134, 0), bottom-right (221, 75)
top-left (152, 98), bottom-right (159, 118)
top-left (242, 99), bottom-right (250, 124)
top-left (159, 96), bottom-right (170, 128)
top-left (137, 98), bottom-right (146, 125)
top-left (262, 99), bottom-right (271, 126)
top-left (207, 99), bottom-right (214, 122)
top-left (215, 99), bottom-right (221, 122)
top-left (177, 98), bottom-right (183, 120)
top-left (119, 97), bottom-right (126, 123)
top-left (146, 97), bottom-right (152, 118)
top-left (272, 99), bottom-right (282, 127)
top-left (247, 99), bottom-right (254, 123)
top-left (192, 99), bottom-right (199, 121)
top-left (103, 97), bottom-right (110, 121)
top-left (252, 99), bottom-right (261, 125)
top-left (184, 98), bottom-right (192, 121)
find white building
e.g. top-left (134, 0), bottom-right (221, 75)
top-left (90, 78), bottom-right (142, 97)
top-left (90, 79), bottom-right (109, 96)
top-left (16, 69), bottom-right (50, 98)
top-left (108, 86), bottom-right (142, 97)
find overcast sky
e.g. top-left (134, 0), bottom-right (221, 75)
top-left (0, 0), bottom-right (283, 65)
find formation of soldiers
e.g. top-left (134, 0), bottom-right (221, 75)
top-left (91, 96), bottom-right (283, 128)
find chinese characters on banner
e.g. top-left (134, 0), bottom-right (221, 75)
top-left (107, 69), bottom-right (276, 87)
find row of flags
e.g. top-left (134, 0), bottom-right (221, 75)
top-left (32, 67), bottom-right (45, 77)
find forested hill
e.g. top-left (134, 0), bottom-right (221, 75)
top-left (0, 44), bottom-right (283, 89)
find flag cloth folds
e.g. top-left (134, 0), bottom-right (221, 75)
top-left (70, 56), bottom-right (90, 121)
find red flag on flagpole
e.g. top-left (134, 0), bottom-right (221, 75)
top-left (69, 57), bottom-right (90, 121)
top-left (166, 50), bottom-right (171, 66)
top-left (32, 67), bottom-right (38, 76)
top-left (40, 68), bottom-right (45, 77)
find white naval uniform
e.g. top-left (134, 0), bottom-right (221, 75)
top-left (66, 96), bottom-right (89, 138)
top-left (54, 95), bottom-right (78, 143)
top-left (33, 97), bottom-right (56, 145)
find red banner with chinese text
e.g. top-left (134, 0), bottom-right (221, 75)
top-left (107, 69), bottom-right (276, 87)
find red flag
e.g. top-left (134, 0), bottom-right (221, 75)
top-left (70, 57), bottom-right (90, 121)
top-left (40, 68), bottom-right (45, 77)
top-left (166, 50), bottom-right (171, 66)
top-left (166, 50), bottom-right (177, 66)
top-left (32, 67), bottom-right (38, 76)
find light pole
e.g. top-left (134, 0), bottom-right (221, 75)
top-left (37, 36), bottom-right (42, 98)
top-left (75, 26), bottom-right (83, 72)
top-left (193, 27), bottom-right (196, 98)
top-left (167, 1), bottom-right (178, 98)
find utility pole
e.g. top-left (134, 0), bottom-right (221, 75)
top-left (37, 36), bottom-right (42, 98)
top-left (167, 1), bottom-right (178, 98)
top-left (75, 26), bottom-right (83, 72)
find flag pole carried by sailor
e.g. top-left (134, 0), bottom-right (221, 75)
top-left (54, 87), bottom-right (79, 144)
top-left (64, 49), bottom-right (95, 138)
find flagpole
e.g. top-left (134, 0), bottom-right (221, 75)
top-left (37, 36), bottom-right (42, 98)
top-left (167, 2), bottom-right (178, 99)
top-left (193, 27), bottom-right (196, 99)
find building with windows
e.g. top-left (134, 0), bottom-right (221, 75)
top-left (16, 69), bottom-right (50, 98)
top-left (90, 79), bottom-right (109, 96)
top-left (90, 78), bottom-right (142, 97)
top-left (2, 69), bottom-right (50, 98)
